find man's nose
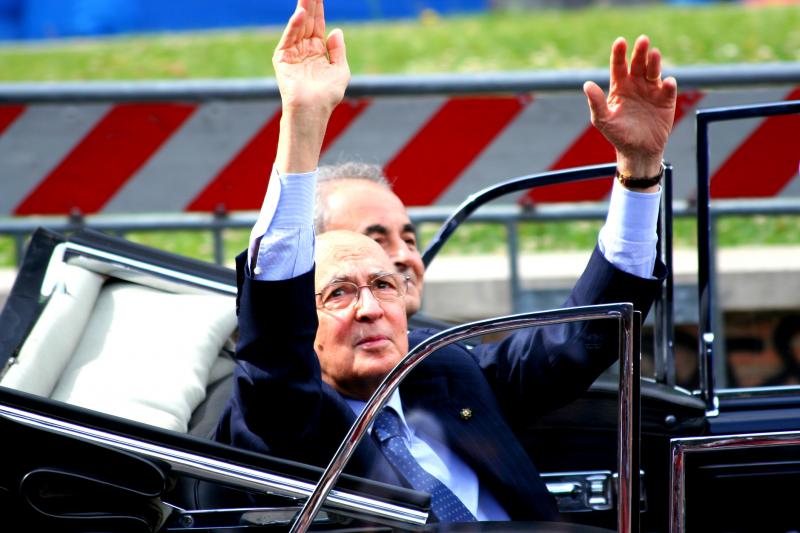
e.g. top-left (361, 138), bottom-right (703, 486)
top-left (389, 242), bottom-right (411, 270)
top-left (354, 286), bottom-right (384, 321)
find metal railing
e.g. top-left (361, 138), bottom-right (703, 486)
top-left (4, 196), bottom-right (800, 264)
top-left (1, 63), bottom-right (799, 103)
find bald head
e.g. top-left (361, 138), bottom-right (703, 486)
top-left (315, 230), bottom-right (394, 290)
top-left (313, 230), bottom-right (409, 400)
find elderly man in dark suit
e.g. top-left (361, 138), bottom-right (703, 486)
top-left (216, 0), bottom-right (675, 522)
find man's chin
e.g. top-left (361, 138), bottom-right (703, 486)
top-left (355, 350), bottom-right (403, 375)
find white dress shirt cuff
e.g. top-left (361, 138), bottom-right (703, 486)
top-left (248, 166), bottom-right (317, 280)
top-left (598, 179), bottom-right (661, 279)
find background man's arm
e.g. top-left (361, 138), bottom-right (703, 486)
top-left (585, 35), bottom-right (676, 189)
top-left (471, 35), bottom-right (675, 420)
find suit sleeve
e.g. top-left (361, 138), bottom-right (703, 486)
top-left (470, 245), bottom-right (666, 424)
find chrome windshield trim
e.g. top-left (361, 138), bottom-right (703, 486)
top-left (540, 470), bottom-right (613, 478)
top-left (716, 384), bottom-right (800, 396)
top-left (0, 404), bottom-right (428, 527)
top-left (669, 430), bottom-right (800, 533)
top-left (292, 302), bottom-right (635, 533)
top-left (60, 242), bottom-right (237, 295)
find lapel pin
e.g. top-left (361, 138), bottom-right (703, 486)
top-left (459, 407), bottom-right (473, 421)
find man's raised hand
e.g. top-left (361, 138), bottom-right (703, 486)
top-left (583, 36), bottom-right (678, 179)
top-left (274, 0), bottom-right (350, 174)
top-left (274, 0), bottom-right (349, 113)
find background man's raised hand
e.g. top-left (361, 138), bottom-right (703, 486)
top-left (274, 0), bottom-right (350, 174)
top-left (583, 35), bottom-right (678, 187)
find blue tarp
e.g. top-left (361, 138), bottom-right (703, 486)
top-left (0, 0), bottom-right (488, 40)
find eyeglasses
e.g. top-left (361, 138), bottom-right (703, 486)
top-left (316, 273), bottom-right (409, 311)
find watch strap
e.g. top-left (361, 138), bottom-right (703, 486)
top-left (615, 163), bottom-right (665, 190)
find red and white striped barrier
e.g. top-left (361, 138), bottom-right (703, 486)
top-left (1, 85), bottom-right (798, 215)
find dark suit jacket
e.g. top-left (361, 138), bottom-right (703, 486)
top-left (215, 246), bottom-right (666, 521)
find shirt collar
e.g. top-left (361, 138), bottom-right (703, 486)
top-left (346, 389), bottom-right (411, 440)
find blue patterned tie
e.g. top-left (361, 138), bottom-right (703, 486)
top-left (373, 408), bottom-right (477, 523)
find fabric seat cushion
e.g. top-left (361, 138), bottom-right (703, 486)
top-left (1, 264), bottom-right (105, 396)
top-left (51, 282), bottom-right (236, 433)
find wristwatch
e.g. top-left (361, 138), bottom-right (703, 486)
top-left (615, 162), bottom-right (665, 190)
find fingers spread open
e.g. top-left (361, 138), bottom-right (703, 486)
top-left (610, 37), bottom-right (629, 84)
top-left (314, 0), bottom-right (327, 39)
top-left (583, 81), bottom-right (608, 124)
top-left (662, 76), bottom-right (679, 102)
top-left (276, 5), bottom-right (306, 51)
top-left (327, 28), bottom-right (348, 67)
top-left (303, 0), bottom-right (316, 39)
top-left (646, 48), bottom-right (662, 82)
top-left (629, 34), bottom-right (650, 78)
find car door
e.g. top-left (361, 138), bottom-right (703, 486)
top-left (668, 98), bottom-right (800, 533)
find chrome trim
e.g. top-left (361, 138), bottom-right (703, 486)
top-left (291, 302), bottom-right (636, 533)
top-left (699, 332), bottom-right (718, 417)
top-left (0, 404), bottom-right (428, 527)
top-left (541, 470), bottom-right (616, 512)
top-left (164, 506), bottom-right (333, 529)
top-left (40, 243), bottom-right (68, 297)
top-left (60, 242), bottom-right (237, 295)
top-left (618, 304), bottom-right (636, 533)
top-left (716, 384), bottom-right (800, 396)
top-left (547, 482), bottom-right (582, 495)
top-left (705, 394), bottom-right (720, 418)
top-left (669, 430), bottom-right (800, 533)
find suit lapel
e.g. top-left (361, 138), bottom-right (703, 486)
top-left (401, 370), bottom-right (555, 520)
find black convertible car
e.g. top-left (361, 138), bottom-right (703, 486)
top-left (1, 99), bottom-right (799, 533)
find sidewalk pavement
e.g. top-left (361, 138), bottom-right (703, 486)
top-left (424, 246), bottom-right (800, 321)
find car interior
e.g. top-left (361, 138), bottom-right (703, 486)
top-left (0, 224), bottom-right (706, 532)
top-left (0, 227), bottom-right (439, 532)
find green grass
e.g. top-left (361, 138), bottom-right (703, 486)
top-left (419, 221), bottom-right (604, 257)
top-left (2, 215), bottom-right (797, 268)
top-left (0, 5), bottom-right (798, 81)
top-left (0, 237), bottom-right (15, 266)
top-left (125, 230), bottom-right (218, 262)
top-left (419, 214), bottom-right (800, 257)
top-left (717, 215), bottom-right (800, 246)
top-left (124, 229), bottom-right (251, 265)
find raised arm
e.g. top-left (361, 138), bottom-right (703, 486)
top-left (217, 1), bottom-right (355, 459)
top-left (247, 0), bottom-right (350, 276)
top-left (584, 35), bottom-right (678, 191)
top-left (274, 0), bottom-right (350, 173)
